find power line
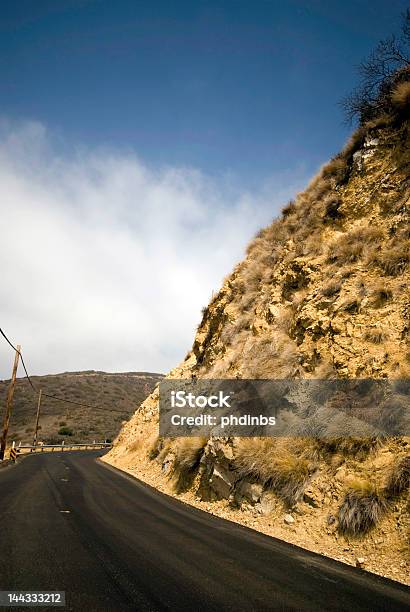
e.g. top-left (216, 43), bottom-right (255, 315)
top-left (0, 328), bottom-right (36, 391)
top-left (42, 393), bottom-right (98, 410)
top-left (0, 327), bottom-right (99, 410)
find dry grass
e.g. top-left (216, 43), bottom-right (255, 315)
top-left (368, 242), bottom-right (410, 276)
top-left (148, 435), bottom-right (162, 460)
top-left (321, 156), bottom-right (349, 184)
top-left (234, 439), bottom-right (316, 506)
top-left (282, 200), bottom-right (296, 217)
top-left (385, 455), bottom-right (410, 498)
top-left (338, 479), bottom-right (388, 536)
top-left (172, 437), bottom-right (207, 493)
top-left (340, 297), bottom-right (360, 313)
top-left (320, 280), bottom-right (342, 297)
top-left (327, 226), bottom-right (384, 266)
top-left (391, 81), bottom-right (410, 111)
top-left (364, 328), bottom-right (388, 344)
top-left (319, 437), bottom-right (382, 460)
top-left (323, 195), bottom-right (343, 222)
top-left (369, 282), bottom-right (393, 308)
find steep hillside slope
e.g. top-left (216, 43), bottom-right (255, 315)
top-left (0, 371), bottom-right (163, 445)
top-left (106, 94), bottom-right (410, 583)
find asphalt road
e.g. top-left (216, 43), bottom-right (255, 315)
top-left (0, 452), bottom-right (409, 612)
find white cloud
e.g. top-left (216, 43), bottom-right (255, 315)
top-left (0, 119), bottom-right (308, 377)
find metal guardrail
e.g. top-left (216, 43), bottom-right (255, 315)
top-left (14, 442), bottom-right (112, 455)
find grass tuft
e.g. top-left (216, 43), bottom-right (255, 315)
top-left (338, 480), bottom-right (388, 536)
top-left (234, 439), bottom-right (316, 506)
top-left (172, 437), bottom-right (207, 493)
top-left (385, 456), bottom-right (410, 498)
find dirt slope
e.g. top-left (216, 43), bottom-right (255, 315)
top-left (106, 97), bottom-right (410, 584)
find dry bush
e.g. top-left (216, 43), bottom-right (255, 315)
top-left (220, 322), bottom-right (237, 346)
top-left (148, 435), bottom-right (163, 460)
top-left (320, 280), bottom-right (342, 297)
top-left (282, 200), bottom-right (297, 217)
top-left (364, 328), bottom-right (388, 344)
top-left (321, 157), bottom-right (348, 183)
top-left (340, 297), bottom-right (360, 313)
top-left (234, 438), bottom-right (316, 506)
top-left (319, 437), bottom-right (382, 460)
top-left (328, 226), bottom-right (384, 266)
top-left (369, 282), bottom-right (393, 307)
top-left (391, 81), bottom-right (410, 111)
top-left (341, 126), bottom-right (367, 160)
top-left (244, 337), bottom-right (278, 378)
top-left (243, 261), bottom-right (264, 292)
top-left (385, 455), bottom-right (410, 497)
top-left (338, 479), bottom-right (388, 535)
top-left (323, 195), bottom-right (343, 222)
top-left (368, 242), bottom-right (410, 276)
top-left (172, 437), bottom-right (207, 493)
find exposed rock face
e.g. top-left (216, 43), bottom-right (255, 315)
top-left (106, 116), bottom-right (410, 585)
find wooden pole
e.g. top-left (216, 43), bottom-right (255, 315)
top-left (0, 345), bottom-right (21, 460)
top-left (32, 389), bottom-right (42, 447)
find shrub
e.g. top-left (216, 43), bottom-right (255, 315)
top-left (373, 244), bottom-right (409, 276)
top-left (340, 11), bottom-right (410, 125)
top-left (234, 439), bottom-right (316, 506)
top-left (391, 80), bottom-right (410, 111)
top-left (282, 200), bottom-right (296, 217)
top-left (369, 283), bottom-right (393, 307)
top-left (322, 157), bottom-right (348, 183)
top-left (323, 196), bottom-right (343, 222)
top-left (364, 329), bottom-right (388, 344)
top-left (320, 280), bottom-right (342, 297)
top-left (385, 456), bottom-right (410, 497)
top-left (319, 437), bottom-right (382, 459)
top-left (328, 226), bottom-right (384, 265)
top-left (341, 298), bottom-right (360, 313)
top-left (58, 426), bottom-right (73, 436)
top-left (338, 480), bottom-right (388, 535)
top-left (148, 435), bottom-right (162, 460)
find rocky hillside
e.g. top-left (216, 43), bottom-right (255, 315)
top-left (0, 371), bottom-right (163, 445)
top-left (105, 81), bottom-right (410, 584)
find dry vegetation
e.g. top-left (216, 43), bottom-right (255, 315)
top-left (338, 480), bottom-right (388, 536)
top-left (106, 70), bottom-right (410, 584)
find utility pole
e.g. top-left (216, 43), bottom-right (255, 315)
top-left (33, 389), bottom-right (42, 447)
top-left (0, 344), bottom-right (20, 460)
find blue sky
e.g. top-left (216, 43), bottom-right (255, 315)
top-left (1, 0), bottom-right (408, 185)
top-left (0, 1), bottom-right (407, 376)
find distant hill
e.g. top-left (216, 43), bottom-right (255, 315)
top-left (0, 371), bottom-right (163, 445)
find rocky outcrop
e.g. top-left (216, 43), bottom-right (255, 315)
top-left (106, 113), bottom-right (410, 585)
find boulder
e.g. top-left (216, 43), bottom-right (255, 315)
top-left (209, 464), bottom-right (236, 499)
top-left (237, 481), bottom-right (263, 504)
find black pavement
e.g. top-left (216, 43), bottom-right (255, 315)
top-left (0, 451), bottom-right (408, 611)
